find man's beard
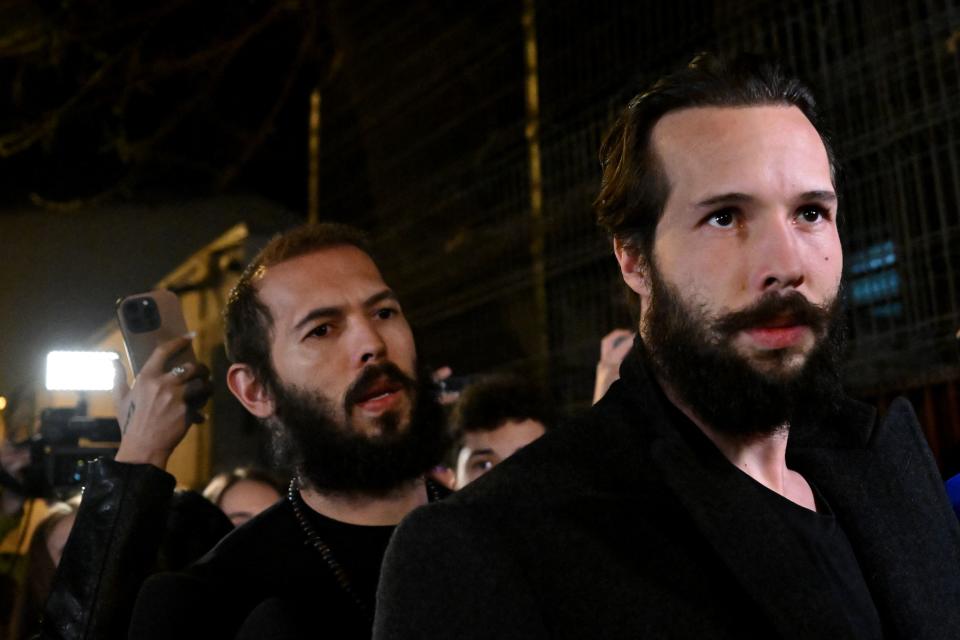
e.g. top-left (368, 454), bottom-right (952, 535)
top-left (264, 362), bottom-right (451, 496)
top-left (641, 261), bottom-right (847, 439)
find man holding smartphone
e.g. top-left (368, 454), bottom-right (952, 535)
top-left (42, 335), bottom-right (214, 639)
top-left (44, 224), bottom-right (451, 640)
top-left (133, 223), bottom-right (451, 639)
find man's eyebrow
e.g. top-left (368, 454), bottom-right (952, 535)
top-left (468, 448), bottom-right (495, 458)
top-left (797, 190), bottom-right (837, 202)
top-left (694, 192), bottom-right (755, 208)
top-left (291, 289), bottom-right (397, 333)
top-left (694, 190), bottom-right (837, 208)
top-left (292, 306), bottom-right (342, 332)
top-left (363, 289), bottom-right (398, 308)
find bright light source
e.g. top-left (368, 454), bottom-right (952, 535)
top-left (45, 351), bottom-right (119, 391)
top-left (0, 396), bottom-right (6, 411)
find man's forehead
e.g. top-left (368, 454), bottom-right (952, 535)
top-left (652, 104), bottom-right (821, 146)
top-left (651, 104), bottom-right (832, 198)
top-left (255, 246), bottom-right (389, 319)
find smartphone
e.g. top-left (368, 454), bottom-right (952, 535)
top-left (116, 290), bottom-right (196, 375)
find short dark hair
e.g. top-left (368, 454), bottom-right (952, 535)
top-left (594, 52), bottom-right (837, 259)
top-left (453, 374), bottom-right (555, 434)
top-left (223, 223), bottom-right (375, 389)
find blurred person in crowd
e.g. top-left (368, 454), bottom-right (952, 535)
top-left (0, 443), bottom-right (30, 524)
top-left (0, 434), bottom-right (44, 637)
top-left (452, 374), bottom-right (553, 489)
top-left (115, 223), bottom-right (451, 640)
top-left (202, 467), bottom-right (284, 527)
top-left (592, 328), bottom-right (635, 404)
top-left (156, 490), bottom-right (233, 575)
top-left (374, 54), bottom-right (960, 639)
top-left (420, 366), bottom-right (462, 490)
top-left (8, 498), bottom-right (77, 639)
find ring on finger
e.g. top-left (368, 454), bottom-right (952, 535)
top-left (170, 365), bottom-right (188, 378)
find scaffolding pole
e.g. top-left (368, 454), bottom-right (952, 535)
top-left (522, 0), bottom-right (549, 383)
top-left (308, 87), bottom-right (322, 223)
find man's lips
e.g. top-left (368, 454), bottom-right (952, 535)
top-left (355, 390), bottom-right (402, 413)
top-left (353, 379), bottom-right (405, 413)
top-left (742, 324), bottom-right (809, 350)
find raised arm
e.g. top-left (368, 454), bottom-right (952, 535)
top-left (592, 329), bottom-right (634, 404)
top-left (40, 336), bottom-right (211, 640)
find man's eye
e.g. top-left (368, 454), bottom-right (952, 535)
top-left (796, 206), bottom-right (827, 224)
top-left (470, 460), bottom-right (494, 473)
top-left (308, 324), bottom-right (329, 338)
top-left (706, 208), bottom-right (737, 228)
top-left (376, 308), bottom-right (397, 320)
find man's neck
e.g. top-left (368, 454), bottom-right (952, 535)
top-left (298, 477), bottom-right (429, 526)
top-left (659, 381), bottom-right (817, 511)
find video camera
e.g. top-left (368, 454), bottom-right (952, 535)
top-left (2, 407), bottom-right (121, 500)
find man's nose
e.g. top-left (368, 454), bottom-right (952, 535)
top-left (751, 215), bottom-right (805, 293)
top-left (352, 317), bottom-right (387, 365)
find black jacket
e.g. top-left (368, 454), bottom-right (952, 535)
top-left (40, 460), bottom-right (233, 640)
top-left (128, 478), bottom-right (450, 640)
top-left (374, 350), bottom-right (960, 639)
top-left (128, 499), bottom-right (376, 640)
top-left (41, 460), bottom-right (176, 640)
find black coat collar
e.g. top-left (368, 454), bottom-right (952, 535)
top-left (602, 345), bottom-right (887, 639)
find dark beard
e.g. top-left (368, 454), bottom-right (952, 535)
top-left (265, 363), bottom-right (451, 496)
top-left (642, 262), bottom-right (847, 438)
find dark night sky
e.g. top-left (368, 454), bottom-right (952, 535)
top-left (0, 2), bottom-right (328, 398)
top-left (0, 0), bottom-right (533, 400)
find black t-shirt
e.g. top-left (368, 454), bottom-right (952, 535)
top-left (299, 500), bottom-right (397, 611)
top-left (659, 388), bottom-right (884, 638)
top-left (131, 499), bottom-right (399, 640)
top-left (755, 482), bottom-right (884, 639)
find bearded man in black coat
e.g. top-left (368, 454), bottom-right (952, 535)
top-left (374, 54), bottom-right (960, 639)
top-left (44, 224), bottom-right (451, 640)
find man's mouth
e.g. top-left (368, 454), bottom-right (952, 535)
top-left (352, 378), bottom-right (405, 413)
top-left (742, 318), bottom-right (810, 350)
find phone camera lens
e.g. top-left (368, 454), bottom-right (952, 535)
top-left (124, 297), bottom-right (161, 333)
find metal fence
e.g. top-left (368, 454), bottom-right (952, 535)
top-left (318, 0), bottom-right (960, 415)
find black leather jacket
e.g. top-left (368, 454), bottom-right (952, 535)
top-left (40, 458), bottom-right (176, 640)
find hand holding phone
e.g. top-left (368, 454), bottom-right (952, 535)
top-left (112, 336), bottom-right (211, 470)
top-left (113, 291), bottom-right (211, 469)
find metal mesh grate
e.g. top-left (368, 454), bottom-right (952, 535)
top-left (319, 0), bottom-right (960, 412)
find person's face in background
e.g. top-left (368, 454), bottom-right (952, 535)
top-left (217, 479), bottom-right (282, 527)
top-left (455, 418), bottom-right (546, 489)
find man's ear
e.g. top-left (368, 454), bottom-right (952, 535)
top-left (613, 237), bottom-right (651, 299)
top-left (226, 363), bottom-right (275, 418)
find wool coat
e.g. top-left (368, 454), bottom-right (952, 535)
top-left (374, 350), bottom-right (960, 639)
